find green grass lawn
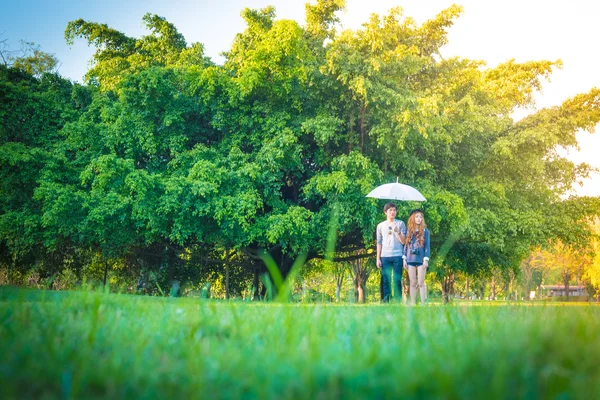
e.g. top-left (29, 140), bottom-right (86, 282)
top-left (1, 287), bottom-right (599, 399)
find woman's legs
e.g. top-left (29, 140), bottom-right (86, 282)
top-left (408, 266), bottom-right (418, 305)
top-left (417, 264), bottom-right (427, 303)
top-left (408, 264), bottom-right (427, 305)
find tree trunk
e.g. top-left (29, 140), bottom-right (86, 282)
top-left (509, 271), bottom-right (515, 300)
top-left (253, 268), bottom-right (260, 300)
top-left (465, 276), bottom-right (469, 300)
top-left (563, 270), bottom-right (571, 301)
top-left (334, 265), bottom-right (345, 303)
top-left (351, 252), bottom-right (372, 303)
top-left (354, 271), bottom-right (366, 303)
top-left (441, 279), bottom-right (447, 303)
top-left (522, 255), bottom-right (533, 300)
top-left (48, 251), bottom-right (55, 290)
top-left (441, 273), bottom-right (454, 304)
top-left (491, 275), bottom-right (496, 300)
top-left (356, 279), bottom-right (366, 303)
top-left (502, 280), bottom-right (509, 300)
top-left (103, 261), bottom-right (109, 288)
top-left (225, 262), bottom-right (230, 300)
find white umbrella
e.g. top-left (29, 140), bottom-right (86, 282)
top-left (366, 180), bottom-right (426, 202)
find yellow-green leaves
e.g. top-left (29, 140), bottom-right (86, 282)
top-left (305, 0), bottom-right (345, 38)
top-left (484, 59), bottom-right (561, 112)
top-left (65, 14), bottom-right (207, 90)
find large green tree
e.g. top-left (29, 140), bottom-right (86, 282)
top-left (0, 63), bottom-right (92, 284)
top-left (2, 0), bottom-right (599, 298)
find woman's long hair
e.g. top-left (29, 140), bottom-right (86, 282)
top-left (406, 212), bottom-right (427, 247)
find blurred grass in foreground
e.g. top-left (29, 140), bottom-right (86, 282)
top-left (1, 287), bottom-right (599, 399)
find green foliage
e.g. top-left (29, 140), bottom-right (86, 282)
top-left (8, 41), bottom-right (60, 77)
top-left (2, 2), bottom-right (600, 295)
top-left (305, 0), bottom-right (345, 38)
top-left (65, 13), bottom-right (210, 89)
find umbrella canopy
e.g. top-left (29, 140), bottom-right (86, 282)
top-left (366, 182), bottom-right (426, 202)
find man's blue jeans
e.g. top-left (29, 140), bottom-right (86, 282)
top-left (381, 256), bottom-right (403, 302)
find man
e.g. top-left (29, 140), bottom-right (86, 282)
top-left (376, 202), bottom-right (407, 302)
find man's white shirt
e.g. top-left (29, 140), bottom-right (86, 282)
top-left (376, 219), bottom-right (407, 257)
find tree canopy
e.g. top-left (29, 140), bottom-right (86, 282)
top-left (1, 0), bottom-right (599, 296)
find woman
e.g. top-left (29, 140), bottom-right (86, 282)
top-left (403, 209), bottom-right (430, 305)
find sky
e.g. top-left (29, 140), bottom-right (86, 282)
top-left (2, 0), bottom-right (599, 196)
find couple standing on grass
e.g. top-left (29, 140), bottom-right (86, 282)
top-left (376, 202), bottom-right (430, 304)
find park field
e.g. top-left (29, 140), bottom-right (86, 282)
top-left (1, 287), bottom-right (599, 399)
